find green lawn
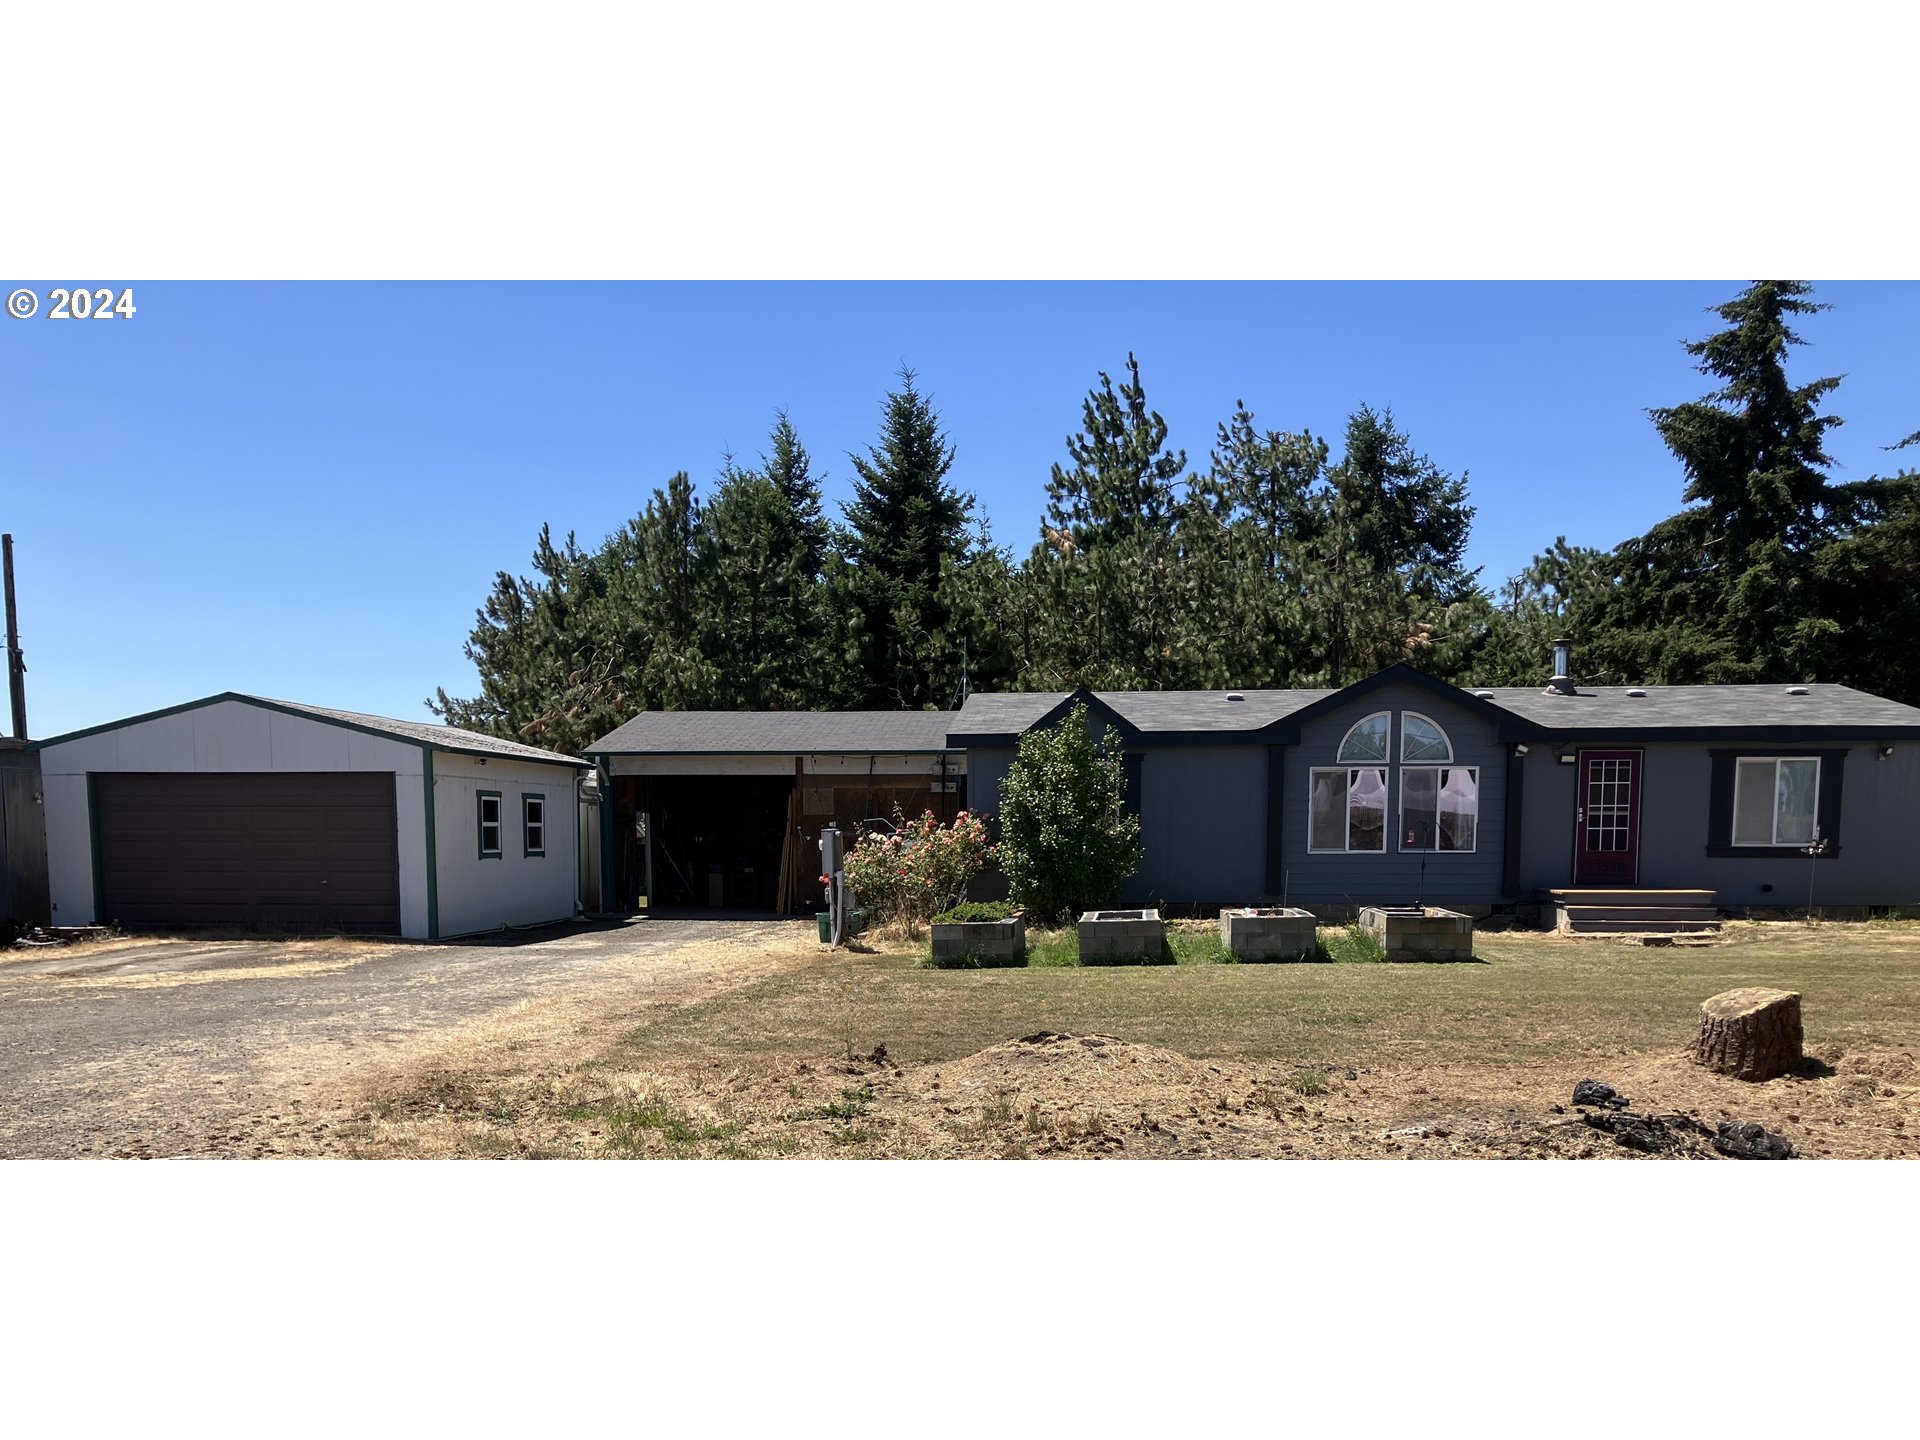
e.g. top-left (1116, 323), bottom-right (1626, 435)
top-left (620, 920), bottom-right (1920, 1072)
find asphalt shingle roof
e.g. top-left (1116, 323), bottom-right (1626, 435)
top-left (950, 681), bottom-right (1920, 739)
top-left (589, 710), bottom-right (961, 755)
top-left (1469, 684), bottom-right (1920, 732)
top-left (948, 689), bottom-right (1338, 738)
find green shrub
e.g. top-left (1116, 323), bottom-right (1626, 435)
top-left (996, 703), bottom-right (1144, 924)
top-left (932, 900), bottom-right (1018, 924)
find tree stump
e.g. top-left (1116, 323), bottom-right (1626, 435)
top-left (1689, 987), bottom-right (1803, 1081)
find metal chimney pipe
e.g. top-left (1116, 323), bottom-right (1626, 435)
top-left (2, 534), bottom-right (25, 740)
top-left (1545, 635), bottom-right (1575, 697)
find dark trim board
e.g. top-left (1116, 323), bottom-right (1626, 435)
top-left (422, 749), bottom-right (439, 939)
top-left (1501, 745), bottom-right (1525, 898)
top-left (1259, 663), bottom-right (1554, 745)
top-left (588, 748), bottom-right (966, 759)
top-left (1557, 726), bottom-right (1920, 744)
top-left (1263, 746), bottom-right (1287, 897)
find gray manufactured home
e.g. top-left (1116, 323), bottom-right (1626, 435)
top-left (948, 657), bottom-right (1920, 920)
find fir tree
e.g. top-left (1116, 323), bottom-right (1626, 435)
top-left (838, 367), bottom-right (974, 708)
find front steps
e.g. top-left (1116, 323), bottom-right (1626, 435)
top-left (1541, 888), bottom-right (1721, 936)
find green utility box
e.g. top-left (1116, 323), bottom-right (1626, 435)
top-left (816, 909), bottom-right (869, 943)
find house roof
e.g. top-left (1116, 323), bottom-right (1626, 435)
top-left (1471, 683), bottom-right (1920, 733)
top-left (949, 668), bottom-right (1920, 744)
top-left (32, 692), bottom-right (590, 768)
top-left (947, 688), bottom-right (1338, 742)
top-left (588, 709), bottom-right (961, 756)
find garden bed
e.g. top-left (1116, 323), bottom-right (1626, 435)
top-left (1358, 905), bottom-right (1474, 962)
top-left (929, 910), bottom-right (1027, 967)
top-left (1218, 907), bottom-right (1319, 961)
top-left (1077, 908), bottom-right (1169, 965)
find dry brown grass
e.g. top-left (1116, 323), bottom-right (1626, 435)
top-left (340, 919), bottom-right (1920, 1160)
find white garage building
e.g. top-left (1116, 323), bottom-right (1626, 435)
top-left (34, 693), bottom-right (589, 939)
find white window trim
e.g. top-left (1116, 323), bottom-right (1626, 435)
top-left (478, 790), bottom-right (503, 859)
top-left (1308, 765), bottom-right (1389, 854)
top-left (1396, 765), bottom-right (1480, 854)
top-left (1399, 710), bottom-right (1454, 764)
top-left (1336, 711), bottom-right (1393, 765)
top-left (522, 792), bottom-right (547, 858)
top-left (1731, 756), bottom-right (1821, 847)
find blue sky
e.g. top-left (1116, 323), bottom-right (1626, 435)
top-left (4, 281), bottom-right (1916, 738)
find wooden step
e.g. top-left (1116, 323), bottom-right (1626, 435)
top-left (1561, 917), bottom-right (1722, 935)
top-left (1542, 888), bottom-right (1716, 906)
top-left (1558, 905), bottom-right (1721, 924)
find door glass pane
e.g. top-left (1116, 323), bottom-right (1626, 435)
top-left (1733, 760), bottom-right (1775, 844)
top-left (1402, 767), bottom-right (1438, 849)
top-left (1776, 759), bottom-right (1818, 844)
top-left (1309, 769), bottom-right (1347, 850)
top-left (1348, 768), bottom-right (1386, 851)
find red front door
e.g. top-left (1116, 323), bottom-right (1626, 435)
top-left (1573, 750), bottom-right (1642, 886)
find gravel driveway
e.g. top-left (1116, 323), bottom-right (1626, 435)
top-left (0, 918), bottom-right (793, 1158)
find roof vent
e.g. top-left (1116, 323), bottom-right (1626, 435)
top-left (1225, 692), bottom-right (1245, 702)
top-left (1626, 688), bottom-right (1647, 698)
top-left (1473, 690), bottom-right (1494, 699)
top-left (1785, 685), bottom-right (1810, 696)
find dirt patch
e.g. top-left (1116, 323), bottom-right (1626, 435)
top-left (354, 1022), bottom-right (1920, 1160)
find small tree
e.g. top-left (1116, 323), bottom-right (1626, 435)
top-left (996, 703), bottom-right (1143, 922)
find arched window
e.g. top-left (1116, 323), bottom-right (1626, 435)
top-left (1337, 711), bottom-right (1391, 763)
top-left (1400, 712), bottom-right (1453, 763)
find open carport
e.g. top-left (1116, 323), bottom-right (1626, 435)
top-left (586, 710), bottom-right (965, 916)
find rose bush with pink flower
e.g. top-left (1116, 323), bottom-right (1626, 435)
top-left (840, 808), bottom-right (995, 931)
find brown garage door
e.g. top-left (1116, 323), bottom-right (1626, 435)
top-left (94, 772), bottom-right (400, 934)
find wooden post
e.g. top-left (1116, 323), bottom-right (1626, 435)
top-left (1690, 987), bottom-right (1804, 1081)
top-left (2, 534), bottom-right (25, 742)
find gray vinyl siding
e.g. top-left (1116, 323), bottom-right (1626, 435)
top-left (968, 746), bottom-right (1017, 822)
top-left (1120, 746), bottom-right (1266, 906)
top-left (965, 746), bottom-right (1017, 900)
top-left (1281, 681), bottom-right (1509, 906)
top-left (1520, 740), bottom-right (1920, 906)
top-left (1516, 748), bottom-right (1575, 894)
top-left (966, 742), bottom-right (1265, 906)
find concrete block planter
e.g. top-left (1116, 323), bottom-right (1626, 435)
top-left (1077, 908), bottom-right (1168, 965)
top-left (1219, 906), bottom-right (1319, 961)
top-left (1359, 905), bottom-right (1474, 962)
top-left (930, 915), bottom-right (1027, 967)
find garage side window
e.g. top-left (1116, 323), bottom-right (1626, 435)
top-left (478, 790), bottom-right (503, 858)
top-left (523, 793), bottom-right (546, 857)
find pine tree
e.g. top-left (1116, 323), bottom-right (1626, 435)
top-left (1588, 281), bottom-right (1845, 684)
top-left (1326, 404), bottom-right (1478, 607)
top-left (1043, 354), bottom-right (1186, 551)
top-left (1031, 356), bottom-right (1196, 688)
top-left (838, 367), bottom-right (974, 708)
top-left (761, 409), bottom-right (829, 581)
top-left (697, 459), bottom-right (815, 709)
top-left (1298, 406), bottom-right (1477, 684)
top-left (1199, 404), bottom-right (1328, 686)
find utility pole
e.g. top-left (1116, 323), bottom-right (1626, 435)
top-left (2, 534), bottom-right (25, 741)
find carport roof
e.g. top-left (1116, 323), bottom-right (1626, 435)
top-left (32, 692), bottom-right (591, 767)
top-left (588, 709), bottom-right (961, 756)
